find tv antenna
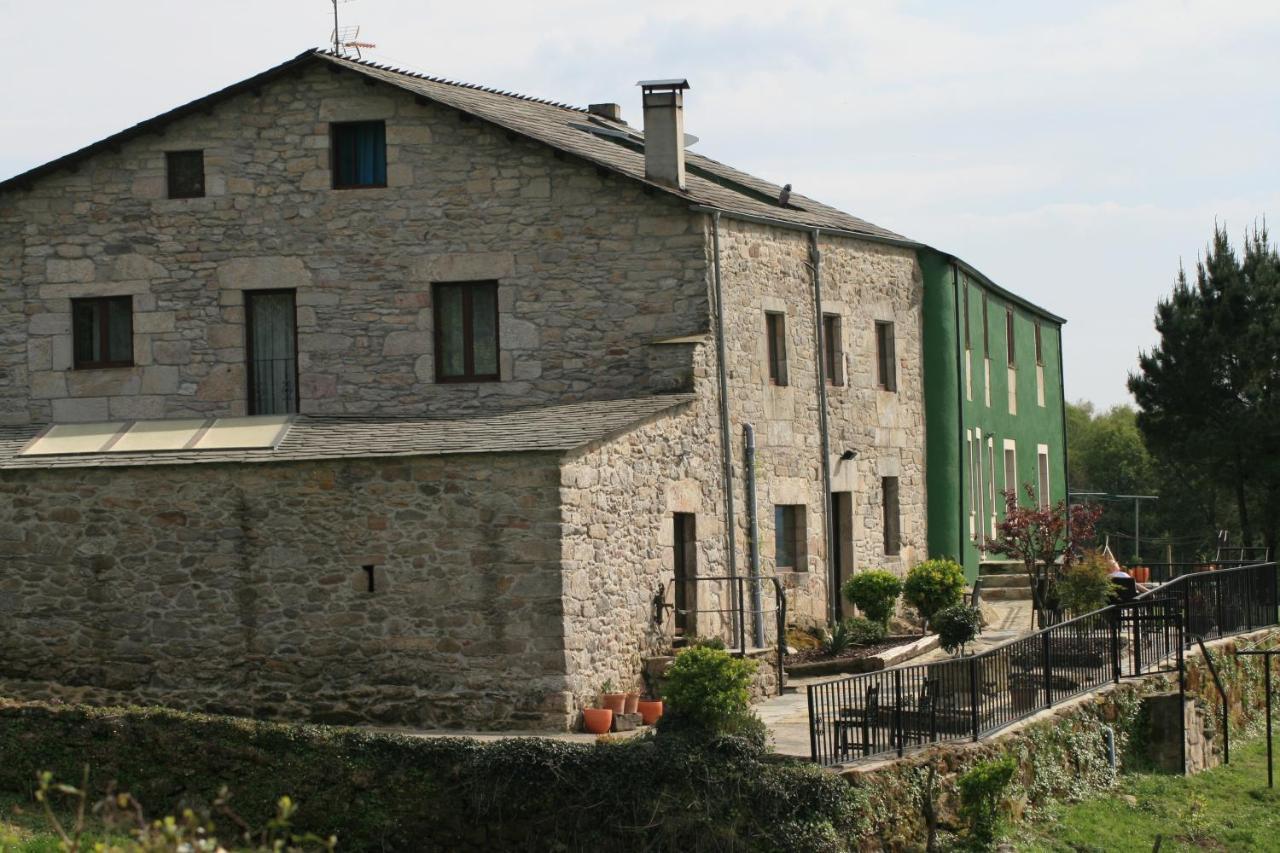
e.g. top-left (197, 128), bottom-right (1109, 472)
top-left (330, 0), bottom-right (376, 59)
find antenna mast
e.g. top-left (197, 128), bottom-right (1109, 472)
top-left (329, 0), bottom-right (376, 59)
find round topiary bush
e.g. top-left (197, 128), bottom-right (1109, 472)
top-left (659, 645), bottom-right (759, 736)
top-left (903, 558), bottom-right (966, 626)
top-left (932, 604), bottom-right (982, 655)
top-left (842, 569), bottom-right (903, 627)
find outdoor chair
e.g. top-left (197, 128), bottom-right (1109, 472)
top-left (899, 678), bottom-right (938, 748)
top-left (834, 683), bottom-right (880, 759)
top-left (1111, 576), bottom-right (1138, 602)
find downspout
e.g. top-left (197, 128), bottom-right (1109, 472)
top-left (953, 263), bottom-right (967, 570)
top-left (810, 229), bottom-right (837, 625)
top-left (711, 212), bottom-right (740, 639)
top-left (744, 424), bottom-right (765, 647)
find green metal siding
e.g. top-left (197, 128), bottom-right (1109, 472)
top-left (920, 251), bottom-right (1068, 581)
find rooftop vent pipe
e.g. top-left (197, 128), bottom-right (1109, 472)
top-left (638, 78), bottom-right (689, 190)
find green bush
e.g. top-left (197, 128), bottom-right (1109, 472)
top-left (932, 604), bottom-right (982, 655)
top-left (903, 559), bottom-right (966, 625)
top-left (842, 570), bottom-right (902, 627)
top-left (819, 617), bottom-right (888, 657)
top-left (1055, 550), bottom-right (1116, 616)
top-left (660, 645), bottom-right (758, 735)
top-left (0, 696), bottom-right (861, 852)
top-left (957, 753), bottom-right (1018, 850)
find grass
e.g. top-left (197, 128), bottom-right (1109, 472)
top-left (1013, 736), bottom-right (1280, 852)
top-left (0, 791), bottom-right (133, 852)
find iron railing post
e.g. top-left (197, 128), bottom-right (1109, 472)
top-left (737, 577), bottom-right (747, 655)
top-left (1177, 616), bottom-right (1186, 775)
top-left (894, 668), bottom-right (904, 757)
top-left (1110, 605), bottom-right (1121, 682)
top-left (807, 682), bottom-right (819, 763)
top-left (969, 656), bottom-right (981, 742)
top-left (1042, 629), bottom-right (1053, 708)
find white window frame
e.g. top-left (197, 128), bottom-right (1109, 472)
top-left (1036, 444), bottom-right (1051, 509)
top-left (1003, 438), bottom-right (1017, 502)
top-left (987, 435), bottom-right (997, 538)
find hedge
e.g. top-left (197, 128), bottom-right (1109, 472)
top-left (0, 698), bottom-right (864, 852)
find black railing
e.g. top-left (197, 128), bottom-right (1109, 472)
top-left (807, 562), bottom-right (1277, 766)
top-left (653, 574), bottom-right (787, 694)
top-left (1126, 560), bottom-right (1258, 584)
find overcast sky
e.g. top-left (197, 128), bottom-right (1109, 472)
top-left (3, 0), bottom-right (1277, 408)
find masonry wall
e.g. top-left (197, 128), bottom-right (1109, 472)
top-left (0, 60), bottom-right (708, 426)
top-left (0, 453), bottom-right (574, 729)
top-left (714, 219), bottom-right (927, 625)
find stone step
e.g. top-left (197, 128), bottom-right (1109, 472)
top-left (981, 586), bottom-right (1033, 601)
top-left (979, 574), bottom-right (1030, 589)
top-left (978, 561), bottom-right (1026, 576)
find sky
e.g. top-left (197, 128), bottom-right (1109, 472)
top-left (2, 0), bottom-right (1277, 408)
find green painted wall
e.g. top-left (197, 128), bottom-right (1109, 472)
top-left (920, 251), bottom-right (1068, 581)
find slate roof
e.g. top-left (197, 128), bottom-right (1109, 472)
top-left (0, 394), bottom-right (693, 470)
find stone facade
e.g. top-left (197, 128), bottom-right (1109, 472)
top-left (0, 62), bottom-right (708, 426)
top-left (0, 452), bottom-right (573, 729)
top-left (0, 54), bottom-right (932, 728)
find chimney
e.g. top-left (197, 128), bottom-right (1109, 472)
top-left (638, 79), bottom-right (690, 190)
top-left (588, 103), bottom-right (624, 123)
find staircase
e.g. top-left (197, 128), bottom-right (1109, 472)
top-left (978, 560), bottom-right (1032, 601)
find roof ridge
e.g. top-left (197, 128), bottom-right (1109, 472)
top-left (314, 49), bottom-right (587, 114)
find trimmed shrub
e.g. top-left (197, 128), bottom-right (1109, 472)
top-left (820, 617), bottom-right (888, 657)
top-left (957, 753), bottom-right (1018, 849)
top-left (932, 604), bottom-right (982, 655)
top-left (842, 570), bottom-right (902, 627)
top-left (1055, 550), bottom-right (1115, 616)
top-left (659, 645), bottom-right (758, 735)
top-left (903, 559), bottom-right (966, 626)
top-left (0, 697), bottom-right (859, 852)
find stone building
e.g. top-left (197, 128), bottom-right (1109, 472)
top-left (0, 49), bottom-right (1049, 730)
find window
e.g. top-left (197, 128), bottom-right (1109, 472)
top-left (765, 312), bottom-right (788, 385)
top-left (967, 431), bottom-right (978, 539)
top-left (774, 505), bottom-right (806, 571)
top-left (1003, 440), bottom-right (1017, 499)
top-left (166, 150), bottom-right (205, 199)
top-left (673, 513), bottom-right (697, 635)
top-left (331, 121), bottom-right (387, 189)
top-left (72, 296), bottom-right (133, 369)
top-left (1005, 308), bottom-right (1016, 368)
top-left (963, 283), bottom-right (971, 351)
top-left (245, 290), bottom-right (298, 415)
top-left (982, 294), bottom-right (990, 357)
top-left (882, 477), bottom-right (901, 556)
top-left (433, 281), bottom-right (500, 382)
top-left (1034, 321), bottom-right (1044, 366)
top-left (875, 320), bottom-right (897, 391)
top-left (987, 436), bottom-right (997, 538)
top-left (823, 314), bottom-right (843, 386)
top-left (1037, 445), bottom-right (1051, 509)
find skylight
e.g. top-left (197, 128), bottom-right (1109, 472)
top-left (21, 415), bottom-right (292, 457)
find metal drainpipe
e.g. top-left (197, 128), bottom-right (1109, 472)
top-left (953, 264), bottom-right (967, 570)
top-left (744, 424), bottom-right (765, 647)
top-left (711, 212), bottom-right (740, 641)
top-left (809, 229), bottom-right (837, 625)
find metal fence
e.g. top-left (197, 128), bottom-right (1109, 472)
top-left (807, 562), bottom-right (1277, 766)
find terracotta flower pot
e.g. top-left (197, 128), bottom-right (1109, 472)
top-left (582, 707), bottom-right (613, 734)
top-left (637, 699), bottom-right (664, 725)
top-left (601, 692), bottom-right (626, 715)
top-left (624, 691), bottom-right (640, 715)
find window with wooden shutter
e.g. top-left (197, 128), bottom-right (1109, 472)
top-left (875, 321), bottom-right (896, 392)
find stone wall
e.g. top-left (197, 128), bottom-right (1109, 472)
top-left (714, 218), bottom-right (926, 626)
top-left (0, 453), bottom-right (575, 729)
top-left (0, 60), bottom-right (708, 425)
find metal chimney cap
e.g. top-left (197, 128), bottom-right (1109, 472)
top-left (637, 78), bottom-right (690, 91)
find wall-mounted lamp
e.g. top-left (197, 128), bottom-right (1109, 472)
top-left (839, 449), bottom-right (858, 461)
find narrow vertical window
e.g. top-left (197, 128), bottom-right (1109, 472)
top-left (433, 281), bottom-right (500, 382)
top-left (982, 294), bottom-right (990, 358)
top-left (882, 477), bottom-right (901, 556)
top-left (331, 121), bottom-right (387, 189)
top-left (166, 150), bottom-right (205, 199)
top-left (823, 314), bottom-right (843, 386)
top-left (1005, 308), bottom-right (1016, 368)
top-left (875, 321), bottom-right (897, 392)
top-left (1037, 446), bottom-right (1051, 508)
top-left (245, 290), bottom-right (298, 415)
top-left (72, 296), bottom-right (134, 369)
top-left (1034, 321), bottom-right (1044, 366)
top-left (774, 505), bottom-right (806, 571)
top-left (987, 436), bottom-right (997, 538)
top-left (672, 513), bottom-right (697, 636)
top-left (765, 312), bottom-right (788, 386)
top-left (1003, 440), bottom-right (1017, 498)
top-left (963, 283), bottom-right (971, 351)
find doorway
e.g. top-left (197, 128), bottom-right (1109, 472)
top-left (673, 513), bottom-right (697, 637)
top-left (245, 290), bottom-right (298, 415)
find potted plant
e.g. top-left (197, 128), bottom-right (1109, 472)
top-left (582, 707), bottom-right (613, 734)
top-left (624, 689), bottom-right (640, 715)
top-left (600, 679), bottom-right (626, 715)
top-left (637, 697), bottom-right (664, 725)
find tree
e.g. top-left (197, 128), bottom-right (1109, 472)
top-left (1128, 223), bottom-right (1280, 556)
top-left (987, 487), bottom-right (1101, 627)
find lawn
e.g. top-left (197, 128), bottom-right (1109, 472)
top-left (1013, 736), bottom-right (1280, 852)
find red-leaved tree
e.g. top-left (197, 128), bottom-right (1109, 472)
top-left (987, 486), bottom-right (1102, 628)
